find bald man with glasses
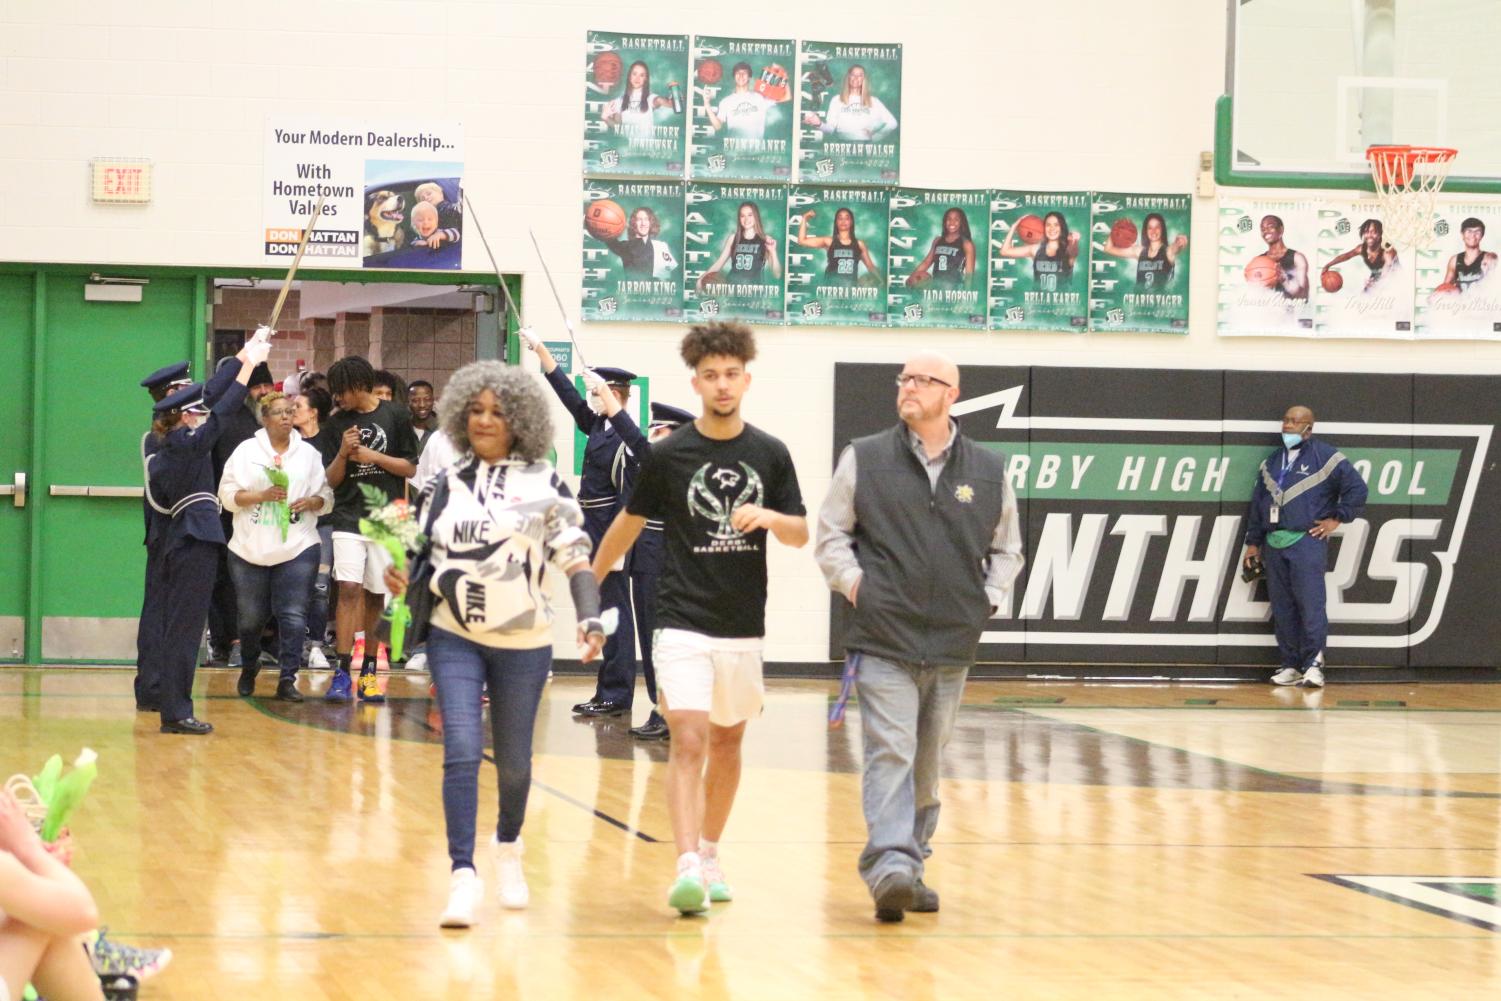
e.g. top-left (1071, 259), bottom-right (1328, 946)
top-left (815, 351), bottom-right (1024, 922)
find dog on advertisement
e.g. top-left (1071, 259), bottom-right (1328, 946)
top-left (363, 189), bottom-right (406, 256)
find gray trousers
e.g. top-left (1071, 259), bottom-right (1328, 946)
top-left (855, 653), bottom-right (969, 893)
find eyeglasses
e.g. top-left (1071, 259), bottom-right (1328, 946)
top-left (895, 373), bottom-right (952, 390)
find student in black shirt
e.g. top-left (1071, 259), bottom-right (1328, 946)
top-left (323, 356), bottom-right (419, 703)
top-left (592, 321), bottom-right (807, 917)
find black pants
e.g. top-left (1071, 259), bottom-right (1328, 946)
top-left (592, 570), bottom-right (637, 705)
top-left (159, 538), bottom-right (218, 724)
top-left (206, 515), bottom-right (237, 655)
top-left (134, 541), bottom-right (168, 707)
top-left (631, 570), bottom-right (660, 706)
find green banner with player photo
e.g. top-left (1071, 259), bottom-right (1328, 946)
top-left (1415, 200), bottom-right (1501, 340)
top-left (583, 31), bottom-right (689, 178)
top-left (581, 180), bottom-right (685, 323)
top-left (689, 36), bottom-right (795, 182)
top-left (797, 41), bottom-right (902, 185)
top-left (784, 185), bottom-right (889, 326)
top-left (1089, 193), bottom-right (1192, 333)
top-left (684, 182), bottom-right (788, 323)
top-left (887, 189), bottom-right (989, 329)
top-left (988, 191), bottom-right (1091, 332)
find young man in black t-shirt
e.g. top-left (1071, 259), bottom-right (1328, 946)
top-left (323, 355), bottom-right (419, 703)
top-left (593, 321), bottom-right (807, 916)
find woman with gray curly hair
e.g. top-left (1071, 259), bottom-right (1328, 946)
top-left (385, 360), bottom-right (606, 928)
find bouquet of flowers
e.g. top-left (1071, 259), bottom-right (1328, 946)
top-left (358, 484), bottom-right (426, 660)
top-left (259, 456), bottom-right (291, 542)
top-left (4, 747), bottom-right (97, 843)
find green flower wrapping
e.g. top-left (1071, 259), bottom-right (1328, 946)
top-left (358, 484), bottom-right (425, 660)
top-left (260, 464), bottom-right (291, 541)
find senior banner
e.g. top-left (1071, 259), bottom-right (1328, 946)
top-left (689, 36), bottom-right (796, 182)
top-left (1414, 200), bottom-right (1501, 340)
top-left (683, 182), bottom-right (788, 323)
top-left (831, 363), bottom-right (1501, 669)
top-left (988, 191), bottom-right (1091, 332)
top-left (583, 31), bottom-right (689, 178)
top-left (1089, 193), bottom-right (1192, 332)
top-left (784, 185), bottom-right (890, 326)
top-left (580, 180), bottom-right (685, 323)
top-left (797, 40), bottom-right (902, 185)
top-left (887, 188), bottom-right (989, 329)
top-left (263, 117), bottom-right (464, 269)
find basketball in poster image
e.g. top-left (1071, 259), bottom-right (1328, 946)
top-left (797, 40), bottom-right (902, 184)
top-left (580, 181), bottom-right (685, 323)
top-left (583, 31), bottom-right (689, 177)
top-left (783, 185), bottom-right (890, 327)
top-left (1215, 199), bottom-right (1317, 338)
top-left (684, 182), bottom-right (787, 323)
top-left (689, 36), bottom-right (796, 181)
top-left (1313, 203), bottom-right (1414, 338)
top-left (886, 189), bottom-right (989, 329)
top-left (989, 191), bottom-right (1090, 331)
top-left (1414, 203), bottom-right (1501, 339)
top-left (1089, 193), bottom-right (1192, 333)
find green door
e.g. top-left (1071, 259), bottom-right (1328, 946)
top-left (0, 275), bottom-right (34, 661)
top-left (33, 274), bottom-right (202, 662)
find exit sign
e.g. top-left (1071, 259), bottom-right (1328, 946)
top-left (91, 158), bottom-right (152, 204)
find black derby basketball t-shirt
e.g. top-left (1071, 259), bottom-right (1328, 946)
top-left (628, 422), bottom-right (804, 638)
top-left (323, 400), bottom-right (420, 532)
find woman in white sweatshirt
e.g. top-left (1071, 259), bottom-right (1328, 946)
top-left (217, 392), bottom-right (334, 702)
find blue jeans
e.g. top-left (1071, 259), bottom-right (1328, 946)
top-left (854, 653), bottom-right (969, 894)
top-left (304, 523), bottom-right (334, 650)
top-left (428, 626), bottom-right (553, 871)
top-left (227, 546), bottom-right (320, 682)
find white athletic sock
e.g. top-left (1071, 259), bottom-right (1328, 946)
top-left (698, 838), bottom-right (718, 859)
top-left (677, 851), bottom-right (701, 873)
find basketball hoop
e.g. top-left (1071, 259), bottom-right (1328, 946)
top-left (1365, 145), bottom-right (1457, 250)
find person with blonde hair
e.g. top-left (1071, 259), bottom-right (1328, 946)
top-left (801, 64), bottom-right (897, 141)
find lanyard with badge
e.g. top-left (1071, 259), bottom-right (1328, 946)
top-left (1269, 448), bottom-right (1297, 524)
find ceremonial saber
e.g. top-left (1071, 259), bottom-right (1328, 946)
top-left (266, 194), bottom-right (326, 333)
top-left (527, 228), bottom-right (591, 372)
top-left (460, 192), bottom-right (525, 332)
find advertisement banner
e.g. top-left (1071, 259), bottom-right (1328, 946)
top-left (583, 31), bottom-right (689, 178)
top-left (689, 36), bottom-right (796, 182)
top-left (1089, 193), bottom-right (1192, 333)
top-left (1414, 201), bottom-right (1501, 340)
top-left (796, 41), bottom-right (902, 185)
top-left (887, 189), bottom-right (989, 329)
top-left (580, 180), bottom-right (685, 323)
top-left (1313, 200), bottom-right (1415, 338)
top-left (988, 191), bottom-right (1091, 332)
top-left (1216, 198), bottom-right (1317, 337)
top-left (832, 363), bottom-right (1501, 669)
top-left (784, 185), bottom-right (889, 327)
top-left (263, 118), bottom-right (464, 269)
top-left (684, 182), bottom-right (788, 324)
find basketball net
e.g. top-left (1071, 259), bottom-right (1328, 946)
top-left (1366, 145), bottom-right (1456, 250)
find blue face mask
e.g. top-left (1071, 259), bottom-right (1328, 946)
top-left (1281, 432), bottom-right (1303, 449)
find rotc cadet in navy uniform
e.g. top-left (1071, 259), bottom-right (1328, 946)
top-left (134, 361), bottom-right (192, 711)
top-left (146, 335), bottom-right (272, 734)
top-left (521, 329), bottom-right (648, 718)
top-left (1242, 405), bottom-right (1368, 690)
top-left (622, 401), bottom-right (695, 740)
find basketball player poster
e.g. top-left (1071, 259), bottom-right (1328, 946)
top-left (988, 191), bottom-right (1091, 332)
top-left (887, 189), bottom-right (990, 329)
top-left (689, 36), bottom-right (795, 182)
top-left (1313, 201), bottom-right (1414, 338)
top-left (1215, 197), bottom-right (1317, 337)
top-left (1089, 193), bottom-right (1192, 333)
top-left (797, 41), bottom-right (902, 185)
top-left (583, 31), bottom-right (689, 178)
top-left (784, 185), bottom-right (890, 326)
top-left (1414, 200), bottom-right (1501, 340)
top-left (683, 182), bottom-right (788, 323)
top-left (580, 180), bottom-right (685, 323)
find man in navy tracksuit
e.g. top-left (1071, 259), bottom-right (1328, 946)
top-left (1243, 405), bottom-right (1368, 689)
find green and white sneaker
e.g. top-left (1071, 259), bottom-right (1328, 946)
top-left (668, 862), bottom-right (708, 914)
top-left (701, 855), bottom-right (732, 903)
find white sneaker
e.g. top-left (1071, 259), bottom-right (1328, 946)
top-left (492, 835), bottom-right (529, 909)
top-left (439, 867), bottom-right (483, 928)
top-left (306, 646), bottom-right (330, 671)
top-left (1300, 665), bottom-right (1325, 688)
top-left (1271, 667), bottom-right (1303, 686)
top-left (406, 651), bottom-right (428, 673)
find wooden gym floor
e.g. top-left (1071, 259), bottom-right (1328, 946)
top-left (3, 666), bottom-right (1500, 1000)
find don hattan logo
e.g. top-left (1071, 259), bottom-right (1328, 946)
top-left (688, 462), bottom-right (764, 544)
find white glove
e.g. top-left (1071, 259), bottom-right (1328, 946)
top-left (582, 369), bottom-right (608, 397)
top-left (243, 337), bottom-right (272, 368)
top-left (517, 326), bottom-right (540, 351)
top-left (251, 324), bottom-right (273, 345)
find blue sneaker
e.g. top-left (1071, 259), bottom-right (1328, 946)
top-left (325, 670), bottom-right (353, 703)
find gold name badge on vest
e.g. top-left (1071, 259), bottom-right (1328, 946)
top-left (954, 484), bottom-right (974, 503)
